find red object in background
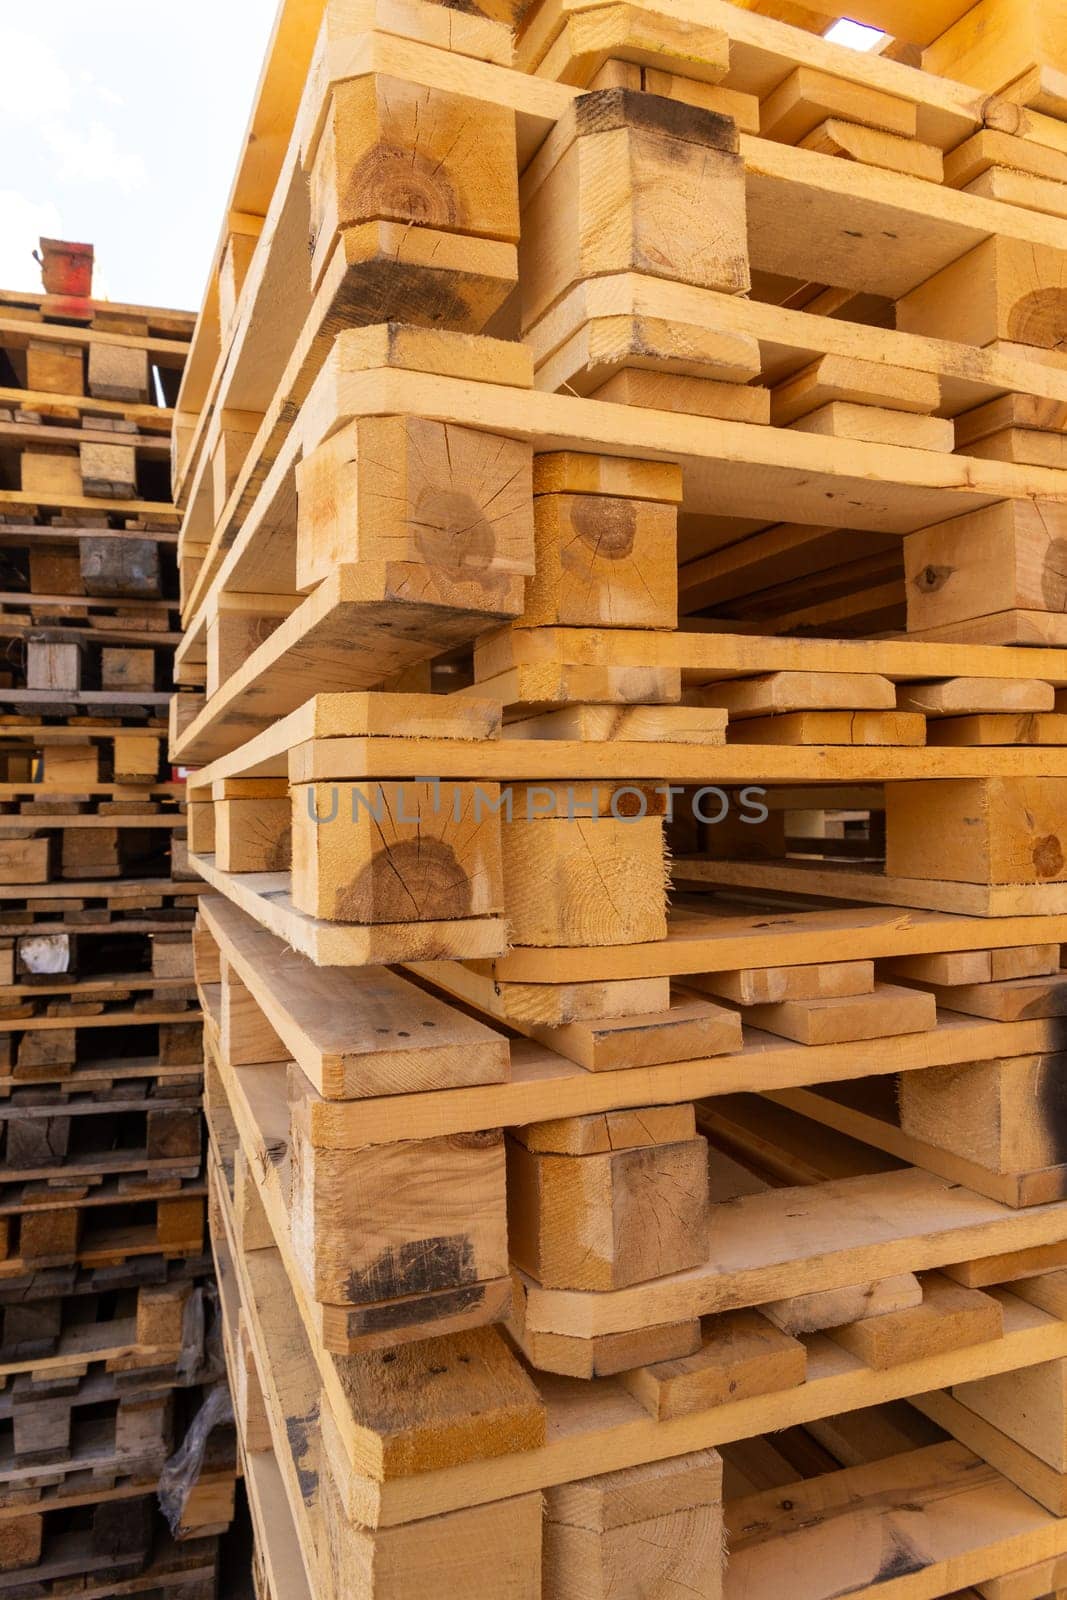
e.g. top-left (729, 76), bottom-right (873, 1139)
top-left (35, 238), bottom-right (94, 298)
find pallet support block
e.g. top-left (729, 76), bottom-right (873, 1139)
top-left (294, 411), bottom-right (535, 603)
top-left (289, 1112), bottom-right (509, 1317)
top-left (905, 500), bottom-right (1067, 641)
top-left (954, 1355), bottom-right (1067, 1471)
top-left (16, 1026), bottom-right (76, 1077)
top-left (101, 645), bottom-right (156, 690)
top-left (321, 1467), bottom-right (541, 1600)
top-left (210, 414), bottom-right (260, 519)
top-left (886, 778), bottom-right (1067, 892)
top-left (290, 778), bottom-right (505, 925)
top-left (898, 235), bottom-right (1067, 352)
top-left (220, 961), bottom-right (288, 1066)
top-left (304, 72), bottom-right (520, 318)
top-left (522, 452), bottom-right (682, 629)
top-left (543, 1448), bottom-right (724, 1600)
top-left (20, 443), bottom-right (82, 499)
top-left (0, 1513), bottom-right (44, 1573)
top-left (520, 88), bottom-right (751, 394)
top-left (205, 595), bottom-right (295, 699)
top-left (112, 732), bottom-right (161, 782)
top-left (500, 805), bottom-right (668, 946)
top-left (0, 837), bottom-right (51, 885)
top-left (215, 785), bottom-right (292, 872)
top-left (87, 341), bottom-right (149, 401)
top-left (25, 338), bottom-right (83, 396)
top-left (25, 641), bottom-right (82, 691)
top-left (900, 1053), bottom-right (1067, 1177)
top-left (80, 439), bottom-right (137, 499)
top-left (81, 535), bottom-right (161, 597)
top-left (506, 1117), bottom-right (709, 1290)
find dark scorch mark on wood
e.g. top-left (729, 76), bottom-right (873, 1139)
top-left (285, 1403), bottom-right (320, 1503)
top-left (345, 1234), bottom-right (478, 1305)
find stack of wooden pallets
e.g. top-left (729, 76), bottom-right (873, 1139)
top-left (0, 247), bottom-right (235, 1596)
top-left (173, 0), bottom-right (1067, 1594)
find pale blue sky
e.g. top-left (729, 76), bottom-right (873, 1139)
top-left (0, 1), bottom-right (279, 314)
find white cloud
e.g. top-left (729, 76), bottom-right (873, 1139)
top-left (0, 27), bottom-right (139, 193)
top-left (0, 29), bottom-right (71, 121)
top-left (51, 121), bottom-right (144, 191)
top-left (0, 192), bottom-right (64, 292)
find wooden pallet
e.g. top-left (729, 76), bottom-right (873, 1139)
top-left (167, 0), bottom-right (1067, 1592)
top-left (0, 986), bottom-right (198, 1026)
top-left (209, 967), bottom-right (1067, 1359)
top-left (0, 1501), bottom-right (215, 1600)
top-left (0, 1534), bottom-right (219, 1600)
top-left (0, 1373), bottom-right (174, 1486)
top-left (0, 889), bottom-right (201, 936)
top-left (204, 899), bottom-right (1067, 1379)
top-left (0, 1065), bottom-right (202, 1108)
top-left (1, 1016), bottom-right (202, 1086)
top-left (0, 1097), bottom-right (201, 1188)
top-left (0, 1180), bottom-right (204, 1277)
top-left (208, 1109), bottom-right (1067, 1600)
top-left (0, 838), bottom-right (193, 893)
top-left (0, 261), bottom-right (227, 1595)
top-left (0, 1271), bottom-right (199, 1373)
